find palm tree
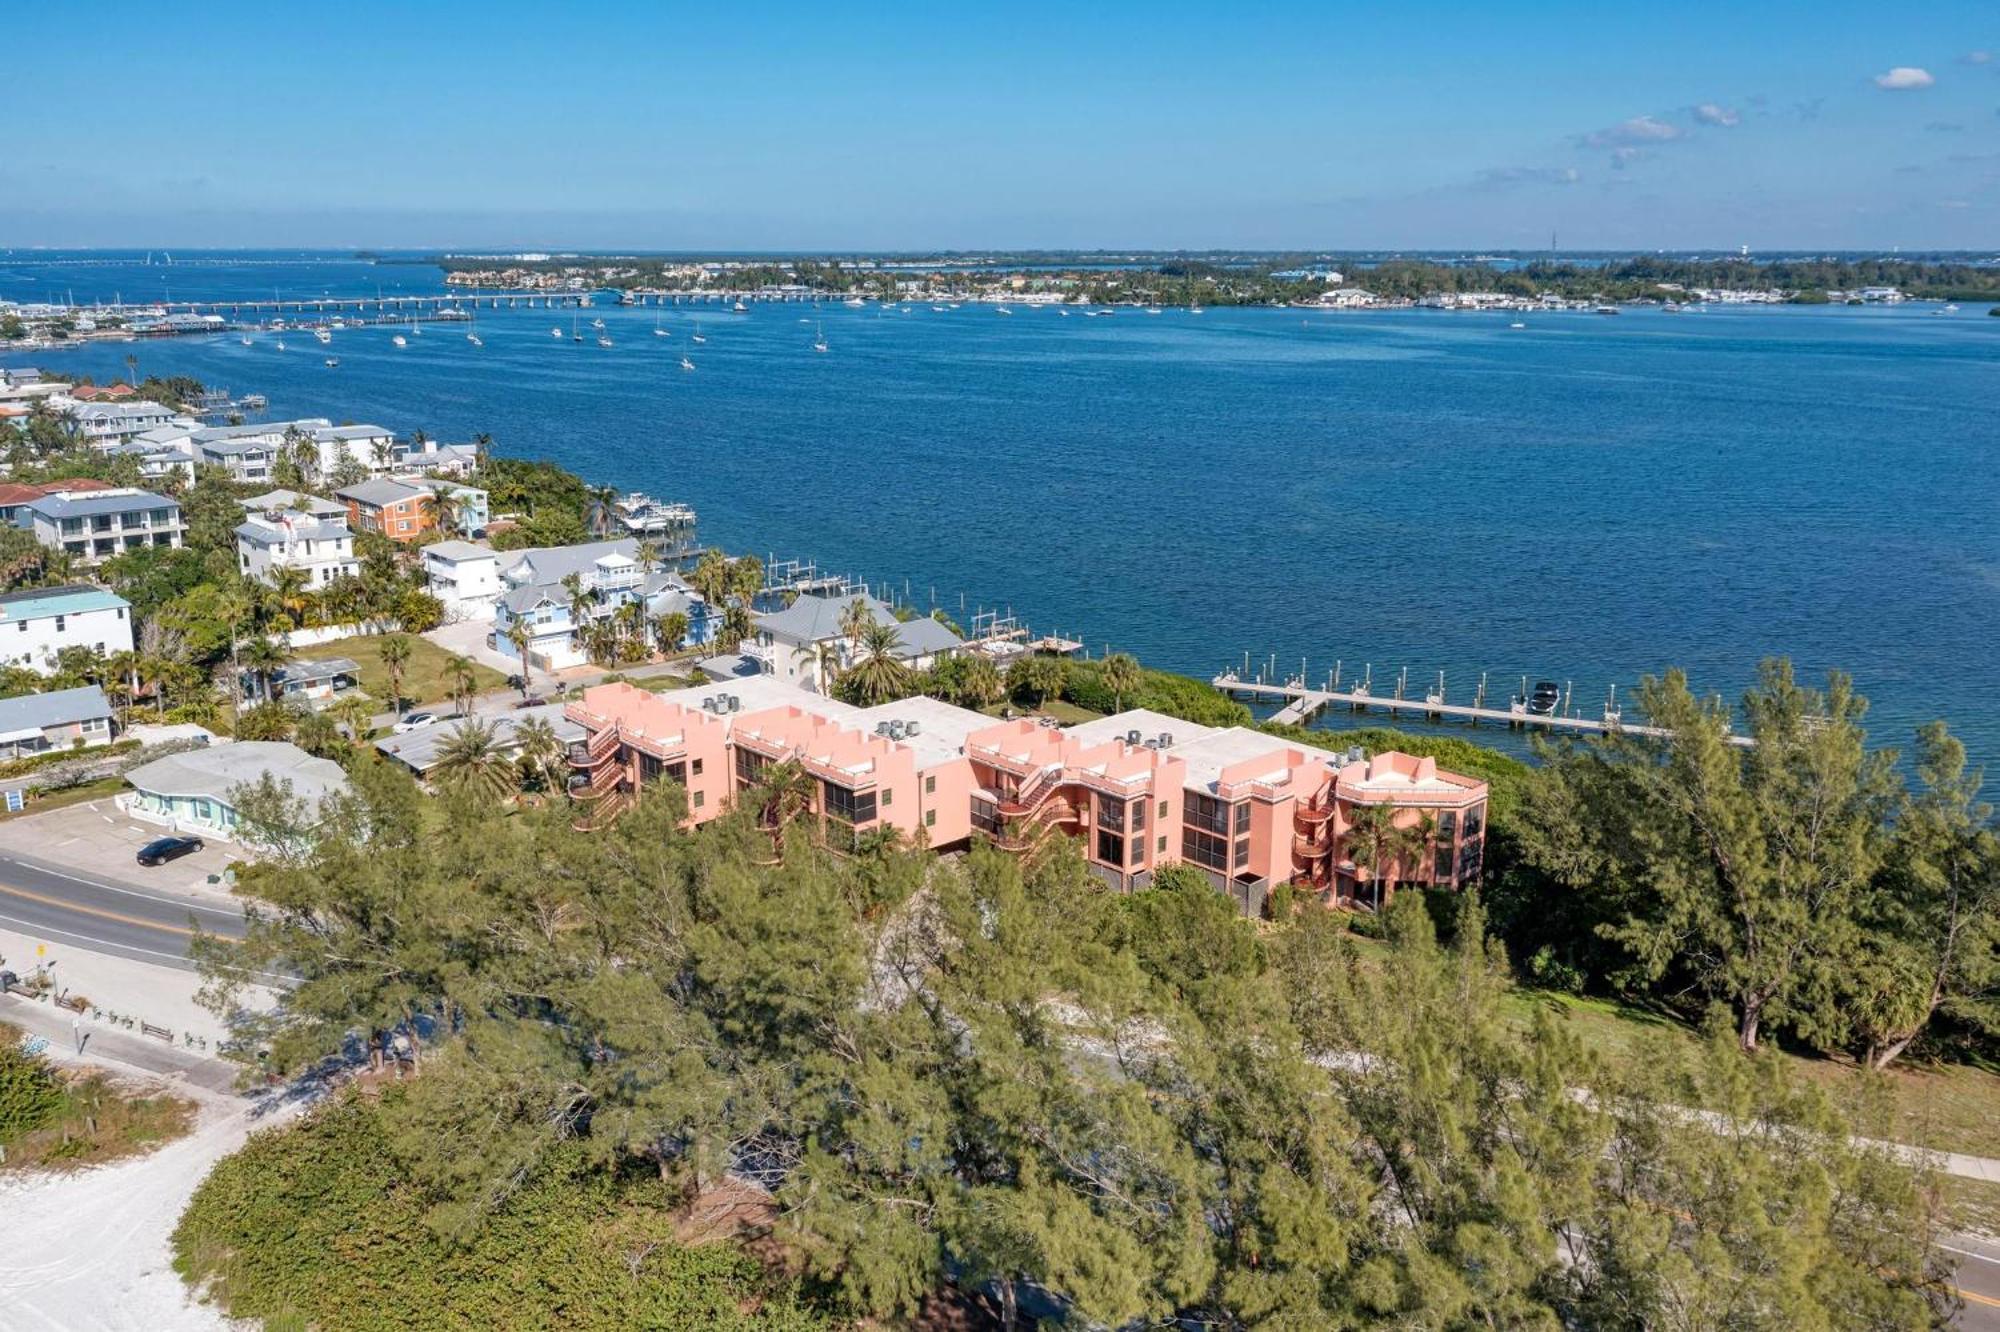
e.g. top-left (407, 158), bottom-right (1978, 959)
top-left (213, 584), bottom-right (254, 721)
top-left (239, 636), bottom-right (287, 704)
top-left (1343, 805), bottom-right (1433, 912)
top-left (429, 719), bottom-right (519, 801)
top-left (717, 603), bottom-right (754, 654)
top-left (588, 484), bottom-right (619, 537)
top-left (959, 656), bottom-right (1005, 710)
top-left (446, 653), bottom-right (479, 717)
top-left (613, 599), bottom-right (644, 650)
top-left (727, 554), bottom-right (764, 606)
top-left (511, 715), bottom-right (563, 793)
top-left (792, 639), bottom-right (838, 695)
top-left (839, 596), bottom-right (875, 650)
top-left (330, 693), bottom-right (376, 744)
top-left (634, 538), bottom-right (664, 575)
top-left (1008, 655), bottom-right (1067, 711)
top-left (268, 566), bottom-right (311, 629)
top-left (504, 618), bottom-right (534, 698)
top-left (293, 708), bottom-right (344, 759)
top-left (378, 634), bottom-right (413, 711)
top-left (561, 573), bottom-right (594, 634)
top-left (652, 610), bottom-right (689, 657)
top-left (123, 352), bottom-right (138, 386)
top-left (689, 548), bottom-right (731, 609)
top-left (105, 649), bottom-right (142, 728)
top-left (1101, 652), bottom-right (1142, 713)
top-left (844, 620), bottom-right (913, 704)
top-left (753, 760), bottom-right (817, 846)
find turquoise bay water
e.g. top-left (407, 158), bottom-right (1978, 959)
top-left (4, 253), bottom-right (1997, 765)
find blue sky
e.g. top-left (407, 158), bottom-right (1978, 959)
top-left (5, 0), bottom-right (1997, 249)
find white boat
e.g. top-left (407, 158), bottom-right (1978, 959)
top-left (732, 299), bottom-right (748, 313)
top-left (1509, 321), bottom-right (1525, 329)
top-left (843, 296), bottom-right (865, 308)
top-left (691, 322), bottom-right (706, 344)
top-left (1189, 303), bottom-right (1204, 314)
top-left (597, 334), bottom-right (613, 348)
top-left (1943, 303), bottom-right (1961, 314)
top-left (314, 328), bottom-right (332, 344)
top-left (571, 316), bottom-right (583, 342)
top-left (1146, 307), bottom-right (1162, 315)
top-left (930, 305), bottom-right (947, 312)
top-left (239, 335), bottom-right (252, 346)
top-left (550, 326), bottom-right (563, 338)
top-left (275, 339), bottom-right (286, 351)
top-left (591, 317), bottom-right (605, 330)
top-left (653, 315), bottom-right (669, 337)
top-left (996, 306), bottom-right (1013, 315)
top-left (324, 357), bottom-right (339, 368)
top-left (680, 356), bottom-right (696, 371)
top-left (468, 333), bottom-right (483, 346)
top-left (392, 334), bottom-right (408, 347)
top-left (812, 321), bottom-right (829, 353)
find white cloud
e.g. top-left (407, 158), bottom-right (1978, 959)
top-left (1692, 102), bottom-right (1740, 127)
top-left (1583, 114), bottom-right (1686, 147)
top-left (1963, 50), bottom-right (1993, 65)
top-left (1873, 66), bottom-right (1935, 90)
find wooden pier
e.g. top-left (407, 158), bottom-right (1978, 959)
top-left (1216, 674), bottom-right (1753, 748)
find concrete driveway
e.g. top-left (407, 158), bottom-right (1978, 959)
top-left (0, 798), bottom-right (245, 900)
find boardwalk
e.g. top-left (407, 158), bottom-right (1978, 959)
top-left (1217, 674), bottom-right (1754, 748)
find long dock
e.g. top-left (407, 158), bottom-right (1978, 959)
top-left (1216, 674), bottom-right (1753, 748)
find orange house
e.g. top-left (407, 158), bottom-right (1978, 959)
top-left (335, 478), bottom-right (434, 542)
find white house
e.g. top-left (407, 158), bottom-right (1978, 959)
top-left (68, 400), bottom-right (186, 445)
top-left (19, 486), bottom-right (184, 564)
top-left (235, 492), bottom-right (359, 588)
top-left (745, 593), bottom-right (963, 694)
top-left (0, 585), bottom-right (135, 673)
top-left (489, 538), bottom-right (714, 671)
top-left (422, 540), bottom-right (504, 617)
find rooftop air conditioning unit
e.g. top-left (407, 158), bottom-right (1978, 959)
top-left (701, 697), bottom-right (719, 712)
top-left (888, 721), bottom-right (906, 741)
top-left (1126, 729), bottom-right (1141, 745)
top-left (1159, 733), bottom-right (1173, 747)
top-left (905, 720), bottom-right (921, 737)
top-left (876, 722), bottom-right (893, 737)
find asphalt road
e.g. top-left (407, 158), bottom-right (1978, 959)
top-left (0, 849), bottom-right (247, 972)
top-left (1949, 1230), bottom-right (2000, 1329)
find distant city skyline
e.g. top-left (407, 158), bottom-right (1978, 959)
top-left (6, 0), bottom-right (1997, 250)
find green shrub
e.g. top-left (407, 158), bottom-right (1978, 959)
top-left (174, 1092), bottom-right (830, 1331)
top-left (0, 1041), bottom-right (65, 1143)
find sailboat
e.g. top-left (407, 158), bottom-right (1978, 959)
top-left (597, 331), bottom-right (614, 348)
top-left (653, 313), bottom-right (669, 337)
top-left (680, 355), bottom-right (696, 371)
top-left (843, 295), bottom-right (865, 308)
top-left (591, 317), bottom-right (605, 330)
top-left (239, 334), bottom-right (253, 346)
top-left (466, 311), bottom-right (483, 346)
top-left (812, 321), bottom-right (829, 353)
top-left (732, 298), bottom-right (749, 313)
top-left (409, 317), bottom-right (421, 337)
top-left (275, 338), bottom-right (286, 351)
top-left (691, 322), bottom-right (706, 344)
top-left (571, 315), bottom-right (583, 342)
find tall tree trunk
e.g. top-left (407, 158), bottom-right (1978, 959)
top-left (998, 1276), bottom-right (1018, 1332)
top-left (1738, 997), bottom-right (1762, 1052)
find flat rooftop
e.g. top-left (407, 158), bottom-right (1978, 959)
top-left (851, 695), bottom-right (997, 770)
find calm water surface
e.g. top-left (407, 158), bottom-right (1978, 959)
top-left (5, 252), bottom-right (1997, 765)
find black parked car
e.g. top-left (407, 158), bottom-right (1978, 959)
top-left (137, 835), bottom-right (204, 867)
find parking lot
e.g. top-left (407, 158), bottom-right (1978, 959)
top-left (0, 798), bottom-right (245, 899)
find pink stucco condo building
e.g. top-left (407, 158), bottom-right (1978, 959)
top-left (565, 677), bottom-right (1488, 913)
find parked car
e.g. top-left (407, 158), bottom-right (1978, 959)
top-left (137, 835), bottom-right (204, 867)
top-left (515, 696), bottom-right (549, 709)
top-left (392, 711), bottom-right (438, 734)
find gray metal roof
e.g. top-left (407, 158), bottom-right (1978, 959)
top-left (124, 740), bottom-right (350, 808)
top-left (335, 478), bottom-right (426, 507)
top-left (753, 594), bottom-right (962, 657)
top-left (424, 539), bottom-right (496, 562)
top-left (372, 705), bottom-right (583, 774)
top-left (500, 537), bottom-right (639, 587)
top-left (26, 490), bottom-right (179, 520)
top-left (241, 490), bottom-right (347, 517)
top-left (0, 685), bottom-right (112, 737)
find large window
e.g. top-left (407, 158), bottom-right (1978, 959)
top-left (1096, 827), bottom-right (1124, 866)
top-left (1183, 827), bottom-right (1229, 872)
top-left (734, 746), bottom-right (770, 788)
top-left (823, 780), bottom-right (876, 826)
top-left (972, 797), bottom-right (1001, 836)
top-left (1098, 794), bottom-right (1126, 833)
top-left (1186, 792), bottom-right (1232, 837)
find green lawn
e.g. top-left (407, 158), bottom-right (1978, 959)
top-left (294, 636), bottom-right (505, 710)
top-left (980, 698), bottom-right (1103, 725)
top-left (1506, 987), bottom-right (2000, 1163)
top-left (0, 776), bottom-right (127, 822)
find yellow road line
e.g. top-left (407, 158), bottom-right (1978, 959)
top-left (0, 880), bottom-right (197, 938)
top-left (1960, 1285), bottom-right (2000, 1309)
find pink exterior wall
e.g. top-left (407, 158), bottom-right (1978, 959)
top-left (567, 687), bottom-right (1489, 904)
